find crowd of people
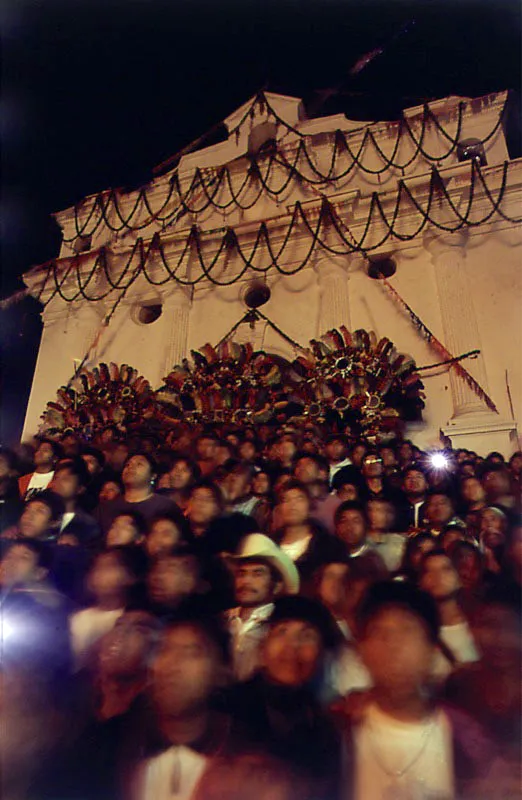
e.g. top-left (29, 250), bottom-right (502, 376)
top-left (0, 420), bottom-right (520, 799)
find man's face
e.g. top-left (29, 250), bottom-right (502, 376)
top-left (482, 470), bottom-right (510, 498)
top-left (336, 509), bottom-right (366, 548)
top-left (106, 514), bottom-right (141, 547)
top-left (151, 625), bottom-right (221, 716)
top-left (318, 563), bottom-right (349, 612)
top-left (403, 470), bottom-right (427, 496)
top-left (122, 455), bottom-right (153, 489)
top-left (325, 440), bottom-right (346, 463)
top-left (148, 556), bottom-right (199, 604)
top-left (0, 545), bottom-right (44, 586)
top-left (293, 458), bottom-right (319, 485)
top-left (99, 481), bottom-right (121, 503)
top-left (351, 446), bottom-right (367, 468)
top-left (34, 443), bottom-right (54, 470)
top-left (279, 488), bottom-right (309, 526)
top-left (197, 437), bottom-right (217, 462)
top-left (362, 455), bottom-right (383, 479)
top-left (262, 620), bottom-right (323, 687)
top-left (81, 454), bottom-right (102, 476)
top-left (169, 460), bottom-right (193, 490)
top-left (278, 439), bottom-right (296, 463)
top-left (19, 501), bottom-right (53, 538)
top-left (252, 472), bottom-right (270, 496)
top-left (337, 483), bottom-right (359, 503)
top-left (226, 470), bottom-right (251, 502)
top-left (367, 500), bottom-right (394, 532)
top-left (426, 494), bottom-right (453, 526)
top-left (420, 555), bottom-right (460, 601)
top-left (234, 562), bottom-right (276, 608)
top-left (188, 487), bottom-right (220, 526)
top-left (380, 448), bottom-right (397, 468)
top-left (50, 468), bottom-right (81, 501)
top-left (99, 611), bottom-right (158, 678)
top-left (359, 607), bottom-right (434, 697)
top-left (146, 519), bottom-right (182, 558)
top-left (461, 478), bottom-right (485, 505)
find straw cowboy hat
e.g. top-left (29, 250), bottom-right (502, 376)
top-left (226, 533), bottom-right (300, 595)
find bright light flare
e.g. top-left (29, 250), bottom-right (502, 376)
top-left (430, 452), bottom-right (449, 470)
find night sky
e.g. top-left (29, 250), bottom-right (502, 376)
top-left (1, 0), bottom-right (520, 444)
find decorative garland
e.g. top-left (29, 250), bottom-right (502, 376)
top-left (60, 94), bottom-right (507, 242)
top-left (24, 160), bottom-right (521, 307)
top-left (40, 327), bottom-right (424, 444)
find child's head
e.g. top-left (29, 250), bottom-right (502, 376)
top-left (106, 511), bottom-right (147, 548)
top-left (357, 581), bottom-right (440, 700)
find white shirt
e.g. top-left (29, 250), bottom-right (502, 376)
top-left (138, 746), bottom-right (207, 800)
top-left (440, 621), bottom-right (479, 664)
top-left (69, 606), bottom-right (123, 671)
top-left (280, 536), bottom-right (312, 562)
top-left (226, 603), bottom-right (274, 681)
top-left (25, 471), bottom-right (54, 499)
top-left (353, 703), bottom-right (454, 800)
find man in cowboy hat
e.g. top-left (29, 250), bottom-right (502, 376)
top-left (224, 533), bottom-right (299, 681)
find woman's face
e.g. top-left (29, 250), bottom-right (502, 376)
top-left (279, 488), bottom-right (310, 526)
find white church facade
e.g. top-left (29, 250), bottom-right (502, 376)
top-left (22, 90), bottom-right (521, 454)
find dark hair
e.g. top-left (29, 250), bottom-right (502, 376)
top-left (2, 538), bottom-right (54, 571)
top-left (189, 479), bottom-right (225, 511)
top-left (334, 500), bottom-right (367, 526)
top-left (331, 465), bottom-right (364, 493)
top-left (269, 595), bottom-right (343, 650)
top-left (35, 438), bottom-right (63, 460)
top-left (149, 509), bottom-right (193, 543)
top-left (398, 532), bottom-right (436, 577)
top-left (276, 478), bottom-right (311, 503)
top-left (402, 464), bottom-right (428, 480)
top-left (485, 451), bottom-right (505, 463)
top-left (54, 456), bottom-right (90, 488)
top-left (81, 446), bottom-right (106, 469)
top-left (356, 580), bottom-right (440, 643)
top-left (170, 455), bottom-right (201, 482)
top-left (25, 489), bottom-right (65, 522)
top-left (293, 452), bottom-right (329, 473)
top-left (419, 547), bottom-right (455, 575)
top-left (0, 447), bottom-right (19, 473)
top-left (100, 545), bottom-right (149, 581)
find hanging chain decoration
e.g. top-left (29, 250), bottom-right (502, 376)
top-left (20, 159), bottom-right (521, 308)
top-left (378, 274), bottom-right (498, 413)
top-left (53, 95), bottom-right (508, 243)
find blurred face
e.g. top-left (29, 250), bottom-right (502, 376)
top-left (148, 556), bottom-right (199, 605)
top-left (99, 480), bottom-right (122, 503)
top-left (403, 470), bottom-right (427, 497)
top-left (235, 562), bottom-right (276, 608)
top-left (263, 620), bottom-right (323, 687)
top-left (50, 468), bottom-right (81, 501)
top-left (122, 455), bottom-right (153, 490)
top-left (509, 526), bottom-right (522, 568)
top-left (187, 487), bottom-right (220, 527)
top-left (317, 563), bottom-right (349, 613)
top-left (483, 470), bottom-right (510, 498)
top-left (197, 438), bottom-right (217, 462)
top-left (109, 445), bottom-right (130, 472)
top-left (426, 494), bottom-right (453, 526)
top-left (473, 604), bottom-right (521, 670)
top-left (169, 460), bottom-right (193, 490)
top-left (367, 501), bottom-right (394, 532)
top-left (226, 470), bottom-right (251, 502)
top-left (107, 514), bottom-right (142, 547)
top-left (214, 445), bottom-right (233, 467)
top-left (362, 456), bottom-right (383, 478)
top-left (18, 501), bottom-right (53, 538)
top-left (239, 441), bottom-right (256, 461)
top-left (480, 509), bottom-right (506, 548)
top-left (279, 440), bottom-right (296, 463)
top-left (0, 545), bottom-right (44, 586)
top-left (337, 483), bottom-right (359, 503)
top-left (398, 444), bottom-right (413, 464)
top-left (410, 538), bottom-right (436, 572)
top-left (453, 548), bottom-right (481, 590)
top-left (151, 625), bottom-right (221, 716)
top-left (252, 472), bottom-right (270, 496)
top-left (146, 518), bottom-right (182, 558)
top-left (509, 455), bottom-right (522, 475)
top-left (326, 440), bottom-right (346, 463)
top-left (98, 611), bottom-right (158, 678)
top-left (294, 458), bottom-right (319, 485)
top-left (88, 553), bottom-right (132, 600)
top-left (351, 446), bottom-right (367, 468)
top-left (459, 463), bottom-right (475, 478)
top-left (380, 448), bottom-right (396, 468)
top-left (461, 477), bottom-right (485, 505)
top-left (336, 509), bottom-right (366, 548)
top-left (420, 555), bottom-right (460, 601)
top-left (360, 607), bottom-right (434, 697)
top-left (34, 443), bottom-right (55, 469)
top-left (279, 488), bottom-right (310, 526)
top-left (81, 454), bottom-right (102, 476)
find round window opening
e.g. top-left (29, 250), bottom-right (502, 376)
top-left (367, 256), bottom-right (397, 280)
top-left (136, 303), bottom-right (163, 325)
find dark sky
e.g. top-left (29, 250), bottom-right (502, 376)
top-left (1, 0), bottom-right (520, 444)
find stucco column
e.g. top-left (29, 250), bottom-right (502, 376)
top-left (161, 287), bottom-right (193, 376)
top-left (424, 229), bottom-right (490, 418)
top-left (314, 255), bottom-right (352, 333)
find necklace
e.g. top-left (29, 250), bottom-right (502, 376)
top-left (367, 712), bottom-right (436, 780)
